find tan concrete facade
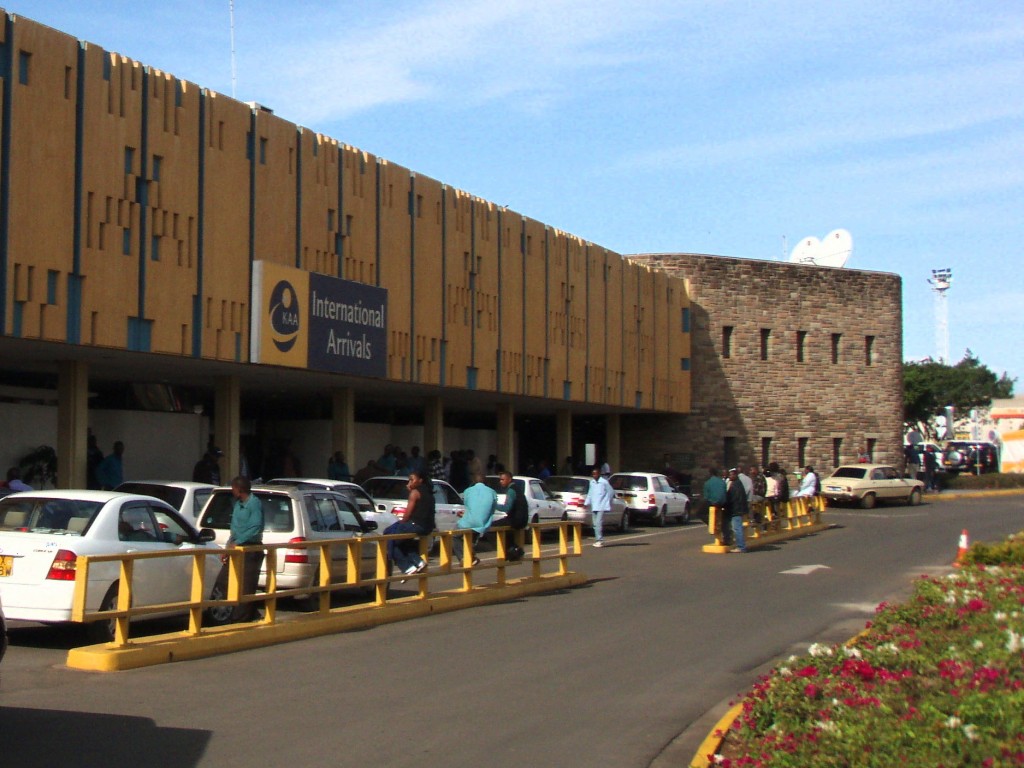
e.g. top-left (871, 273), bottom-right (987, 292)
top-left (0, 12), bottom-right (689, 413)
top-left (622, 254), bottom-right (903, 479)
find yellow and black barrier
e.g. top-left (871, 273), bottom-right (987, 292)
top-left (67, 521), bottom-right (585, 671)
top-left (702, 495), bottom-right (828, 553)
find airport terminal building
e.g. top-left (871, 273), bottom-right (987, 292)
top-left (0, 12), bottom-right (901, 488)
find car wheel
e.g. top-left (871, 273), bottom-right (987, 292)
top-left (531, 513), bottom-right (539, 524)
top-left (859, 493), bottom-right (877, 510)
top-left (204, 579), bottom-right (235, 626)
top-left (655, 506), bottom-right (667, 527)
top-left (907, 489), bottom-right (922, 507)
top-left (87, 582), bottom-right (120, 644)
top-left (619, 510), bottom-right (629, 532)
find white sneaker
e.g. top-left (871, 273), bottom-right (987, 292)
top-left (593, 540), bottom-right (604, 548)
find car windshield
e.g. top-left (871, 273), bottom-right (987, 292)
top-left (116, 483), bottom-right (186, 510)
top-left (199, 492), bottom-right (295, 532)
top-left (610, 475), bottom-right (649, 491)
top-left (830, 468), bottom-right (868, 479)
top-left (363, 478), bottom-right (409, 500)
top-left (0, 497), bottom-right (102, 535)
top-left (545, 477), bottom-right (590, 494)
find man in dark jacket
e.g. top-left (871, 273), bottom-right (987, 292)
top-left (725, 467), bottom-right (748, 553)
top-left (496, 471), bottom-right (528, 561)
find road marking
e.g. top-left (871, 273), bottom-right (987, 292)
top-left (780, 564), bottom-right (831, 575)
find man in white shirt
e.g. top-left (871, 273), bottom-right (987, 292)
top-left (584, 466), bottom-right (614, 548)
top-left (795, 465), bottom-right (818, 497)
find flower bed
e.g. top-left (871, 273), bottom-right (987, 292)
top-left (711, 535), bottom-right (1024, 766)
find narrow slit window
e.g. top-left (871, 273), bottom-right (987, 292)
top-left (722, 325), bottom-right (733, 359)
top-left (831, 333), bottom-right (842, 364)
top-left (796, 330), bottom-right (807, 363)
top-left (760, 328), bottom-right (771, 361)
top-left (865, 335), bottom-right (875, 366)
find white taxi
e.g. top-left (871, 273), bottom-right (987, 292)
top-left (545, 475), bottom-right (630, 531)
top-left (484, 476), bottom-right (566, 524)
top-left (0, 490), bottom-right (220, 642)
top-left (822, 464), bottom-right (924, 508)
top-left (608, 472), bottom-right (690, 526)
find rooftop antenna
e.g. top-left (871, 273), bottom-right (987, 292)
top-left (229, 0), bottom-right (237, 99)
top-left (928, 268), bottom-right (952, 363)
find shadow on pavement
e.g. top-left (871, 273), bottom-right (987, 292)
top-left (0, 707), bottom-right (212, 767)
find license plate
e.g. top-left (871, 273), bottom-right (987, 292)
top-left (0, 554), bottom-right (13, 577)
top-left (826, 486), bottom-right (842, 492)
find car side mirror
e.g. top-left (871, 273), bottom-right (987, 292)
top-left (197, 527), bottom-right (217, 543)
top-left (361, 520), bottom-right (378, 532)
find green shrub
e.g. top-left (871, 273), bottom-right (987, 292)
top-left (961, 530), bottom-right (1024, 566)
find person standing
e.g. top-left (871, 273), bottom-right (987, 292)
top-left (86, 432), bottom-right (104, 490)
top-left (496, 471), bottom-right (528, 561)
top-left (327, 451), bottom-right (350, 481)
top-left (192, 448), bottom-right (223, 485)
top-left (736, 464), bottom-right (754, 502)
top-left (384, 470), bottom-right (436, 577)
top-left (904, 443), bottom-right (920, 480)
top-left (584, 466), bottom-right (614, 548)
top-left (725, 468), bottom-right (748, 553)
top-left (221, 476), bottom-right (264, 623)
top-left (95, 441), bottom-right (125, 490)
top-left (453, 474), bottom-right (497, 566)
top-left (923, 447), bottom-right (938, 492)
top-left (702, 467), bottom-right (728, 545)
top-left (428, 450), bottom-right (446, 483)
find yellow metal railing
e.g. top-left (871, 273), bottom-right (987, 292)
top-left (705, 495), bottom-right (826, 551)
top-left (71, 521), bottom-right (583, 647)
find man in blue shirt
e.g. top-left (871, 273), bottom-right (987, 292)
top-left (702, 467), bottom-right (729, 545)
top-left (584, 466), bottom-right (614, 547)
top-left (453, 475), bottom-right (497, 566)
top-left (221, 476), bottom-right (264, 623)
top-left (95, 441), bottom-right (125, 490)
top-left (495, 471), bottom-right (528, 561)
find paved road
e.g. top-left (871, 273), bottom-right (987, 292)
top-left (2, 495), bottom-right (1021, 768)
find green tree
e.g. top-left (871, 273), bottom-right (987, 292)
top-left (903, 352), bottom-right (1015, 431)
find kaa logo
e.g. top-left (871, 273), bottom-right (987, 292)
top-left (269, 280), bottom-right (301, 352)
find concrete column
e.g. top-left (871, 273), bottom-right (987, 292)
top-left (215, 376), bottom-right (242, 481)
top-left (606, 413), bottom-right (622, 473)
top-left (496, 403), bottom-right (515, 472)
top-left (57, 360), bottom-right (89, 489)
top-left (332, 387), bottom-right (356, 469)
top-left (556, 409), bottom-right (572, 472)
top-left (423, 396), bottom-right (444, 457)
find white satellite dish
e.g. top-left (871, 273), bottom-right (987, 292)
top-left (788, 228), bottom-right (853, 268)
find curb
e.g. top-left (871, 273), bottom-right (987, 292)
top-left (67, 571), bottom-right (586, 672)
top-left (929, 488), bottom-right (1024, 501)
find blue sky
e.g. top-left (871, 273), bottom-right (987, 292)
top-left (18, 1), bottom-right (1024, 385)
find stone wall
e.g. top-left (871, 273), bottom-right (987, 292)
top-left (620, 254), bottom-right (903, 484)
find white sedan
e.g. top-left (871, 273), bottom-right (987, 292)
top-left (114, 480), bottom-right (216, 521)
top-left (544, 475), bottom-right (630, 532)
top-left (0, 490), bottom-right (220, 642)
top-left (362, 476), bottom-right (466, 531)
top-left (822, 464), bottom-right (924, 508)
top-left (609, 472), bottom-right (690, 526)
top-left (484, 476), bottom-right (566, 524)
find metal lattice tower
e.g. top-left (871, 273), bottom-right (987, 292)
top-left (928, 268), bottom-right (952, 363)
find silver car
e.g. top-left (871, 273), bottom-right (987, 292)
top-left (264, 478), bottom-right (394, 530)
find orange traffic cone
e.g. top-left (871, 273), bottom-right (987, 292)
top-left (954, 529), bottom-right (970, 566)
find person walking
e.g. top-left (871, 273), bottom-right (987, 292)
top-left (584, 465), bottom-right (614, 547)
top-left (922, 447), bottom-right (939, 492)
top-left (725, 467), bottom-right (748, 553)
top-left (453, 474), bottom-right (497, 566)
top-left (218, 476), bottom-right (264, 623)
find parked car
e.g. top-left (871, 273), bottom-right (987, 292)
top-left (821, 464), bottom-right (924, 508)
top-left (0, 490), bottom-right (220, 641)
top-left (942, 441), bottom-right (999, 474)
top-left (608, 472), bottom-right (690, 526)
top-left (483, 475), bottom-right (566, 524)
top-left (545, 475), bottom-right (630, 532)
top-left (197, 486), bottom-right (380, 600)
top-left (0, 592), bottom-right (7, 666)
top-left (114, 481), bottom-right (216, 521)
top-left (264, 478), bottom-right (391, 529)
top-left (362, 476), bottom-right (466, 531)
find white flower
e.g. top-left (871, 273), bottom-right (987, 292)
top-left (945, 593), bottom-right (958, 605)
top-left (777, 666), bottom-right (792, 677)
top-left (876, 642), bottom-right (899, 654)
top-left (815, 720), bottom-right (839, 734)
top-left (843, 646), bottom-right (862, 659)
top-left (808, 643), bottom-right (834, 658)
top-left (945, 716), bottom-right (962, 729)
top-left (994, 611), bottom-right (1008, 622)
top-left (973, 640), bottom-right (985, 650)
top-left (1007, 630), bottom-right (1023, 654)
top-left (788, 654), bottom-right (799, 663)
top-left (713, 755), bottom-right (726, 765)
top-left (963, 724), bottom-right (979, 741)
